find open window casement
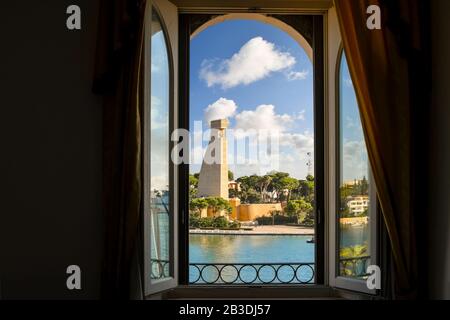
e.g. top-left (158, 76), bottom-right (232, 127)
top-left (141, 1), bottom-right (379, 298)
top-left (326, 7), bottom-right (378, 295)
top-left (143, 0), bottom-right (179, 296)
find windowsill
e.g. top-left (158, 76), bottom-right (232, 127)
top-left (147, 285), bottom-right (342, 300)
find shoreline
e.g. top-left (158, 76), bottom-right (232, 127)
top-left (189, 225), bottom-right (315, 236)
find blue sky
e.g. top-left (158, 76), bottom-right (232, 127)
top-left (189, 20), bottom-right (313, 179)
top-left (339, 55), bottom-right (369, 182)
top-left (151, 22), bottom-right (170, 191)
top-left (188, 19), bottom-right (367, 181)
top-left (190, 20), bottom-right (313, 129)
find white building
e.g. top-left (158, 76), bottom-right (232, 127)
top-left (347, 196), bottom-right (369, 215)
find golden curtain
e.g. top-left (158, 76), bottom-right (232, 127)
top-left (335, 0), bottom-right (429, 298)
top-left (93, 0), bottom-right (146, 299)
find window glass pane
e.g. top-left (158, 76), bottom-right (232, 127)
top-left (188, 19), bottom-right (316, 285)
top-left (150, 9), bottom-right (171, 281)
top-left (338, 53), bottom-right (371, 279)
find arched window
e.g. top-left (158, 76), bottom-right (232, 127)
top-left (186, 15), bottom-right (323, 286)
top-left (336, 49), bottom-right (376, 287)
top-left (141, 0), bottom-right (383, 299)
top-left (149, 6), bottom-right (172, 283)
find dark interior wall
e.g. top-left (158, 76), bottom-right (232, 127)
top-left (0, 0), bottom-right (449, 301)
top-left (0, 0), bottom-right (103, 299)
top-left (429, 0), bottom-right (450, 300)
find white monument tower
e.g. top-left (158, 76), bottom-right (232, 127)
top-left (198, 119), bottom-right (229, 199)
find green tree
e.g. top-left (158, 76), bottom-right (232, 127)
top-left (212, 216), bottom-right (229, 228)
top-left (268, 172), bottom-right (290, 201)
top-left (285, 199), bottom-right (313, 224)
top-left (205, 197), bottom-right (232, 217)
top-left (229, 188), bottom-right (238, 199)
top-left (236, 175), bottom-right (261, 204)
top-left (339, 244), bottom-right (369, 276)
top-left (269, 210), bottom-right (283, 226)
top-left (279, 177), bottom-right (299, 202)
top-left (189, 198), bottom-right (208, 217)
top-left (236, 176), bottom-right (250, 191)
top-left (360, 176), bottom-right (369, 195)
top-left (257, 175), bottom-right (273, 203)
top-left (189, 174), bottom-right (199, 198)
top-left (235, 176), bottom-right (249, 202)
top-left (248, 175), bottom-right (261, 190)
top-left (340, 204), bottom-right (351, 218)
top-left (197, 217), bottom-right (214, 228)
top-left (246, 189), bottom-right (262, 204)
top-left (340, 245), bottom-right (368, 259)
top-left (189, 174), bottom-right (199, 187)
top-left (339, 185), bottom-right (353, 200)
top-left (298, 179), bottom-right (315, 203)
top-left (228, 170), bottom-right (234, 181)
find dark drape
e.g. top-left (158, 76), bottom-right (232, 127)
top-left (93, 0), bottom-right (146, 299)
top-left (334, 0), bottom-right (429, 298)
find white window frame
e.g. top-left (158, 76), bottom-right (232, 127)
top-left (142, 0), bottom-right (380, 298)
top-left (326, 7), bottom-right (378, 294)
top-left (144, 0), bottom-right (179, 296)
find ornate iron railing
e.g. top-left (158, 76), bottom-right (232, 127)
top-left (151, 260), bottom-right (170, 279)
top-left (189, 262), bottom-right (315, 285)
top-left (152, 257), bottom-right (371, 283)
top-left (339, 256), bottom-right (371, 278)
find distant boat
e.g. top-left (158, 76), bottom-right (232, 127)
top-left (307, 237), bottom-right (315, 244)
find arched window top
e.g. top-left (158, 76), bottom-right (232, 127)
top-left (191, 14), bottom-right (313, 62)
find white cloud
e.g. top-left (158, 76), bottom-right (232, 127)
top-left (281, 132), bottom-right (314, 153)
top-left (287, 70), bottom-right (309, 81)
top-left (295, 110), bottom-right (306, 121)
top-left (345, 116), bottom-right (356, 129)
top-left (342, 140), bottom-right (369, 181)
top-left (204, 98), bottom-right (238, 125)
top-left (197, 101), bottom-right (315, 179)
top-left (150, 95), bottom-right (170, 191)
top-left (231, 104), bottom-right (314, 179)
top-left (275, 150), bottom-right (313, 180)
top-left (151, 63), bottom-right (159, 74)
top-left (230, 148), bottom-right (313, 180)
top-left (233, 104), bottom-right (313, 154)
top-left (200, 37), bottom-right (296, 89)
top-left (344, 77), bottom-right (353, 88)
top-left (151, 96), bottom-right (167, 130)
top-left (151, 175), bottom-right (169, 192)
top-left (234, 104), bottom-right (293, 137)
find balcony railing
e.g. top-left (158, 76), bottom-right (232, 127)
top-left (339, 256), bottom-right (371, 278)
top-left (151, 259), bottom-right (170, 279)
top-left (151, 256), bottom-right (371, 284)
top-left (189, 262), bottom-right (315, 285)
